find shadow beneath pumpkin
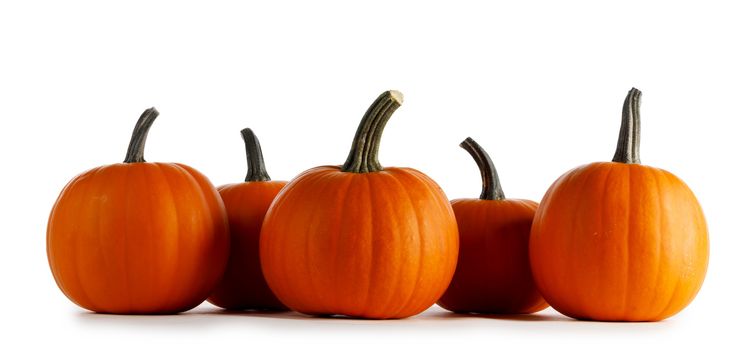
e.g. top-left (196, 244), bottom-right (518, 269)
top-left (76, 311), bottom-right (219, 329)
top-left (74, 304), bottom-right (282, 329)
top-left (75, 304), bottom-right (675, 335)
top-left (431, 312), bottom-right (571, 322)
top-left (196, 307), bottom-right (577, 326)
top-left (196, 309), bottom-right (450, 322)
top-left (197, 308), bottom-right (305, 320)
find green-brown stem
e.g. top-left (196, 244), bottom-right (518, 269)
top-left (124, 107), bottom-right (159, 163)
top-left (341, 90), bottom-right (403, 173)
top-left (612, 88), bottom-right (642, 164)
top-left (460, 137), bottom-right (505, 200)
top-left (241, 128), bottom-right (271, 182)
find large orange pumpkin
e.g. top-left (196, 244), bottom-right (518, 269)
top-left (259, 91), bottom-right (459, 319)
top-left (529, 88), bottom-right (709, 321)
top-left (47, 108), bottom-right (230, 314)
top-left (207, 128), bottom-right (287, 310)
top-left (438, 137), bottom-right (547, 314)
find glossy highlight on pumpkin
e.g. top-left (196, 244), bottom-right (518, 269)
top-left (259, 91), bottom-right (459, 319)
top-left (529, 88), bottom-right (709, 321)
top-left (47, 108), bottom-right (230, 314)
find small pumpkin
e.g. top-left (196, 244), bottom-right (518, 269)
top-left (529, 88), bottom-right (709, 321)
top-left (47, 108), bottom-right (230, 314)
top-left (207, 128), bottom-right (288, 310)
top-left (438, 137), bottom-right (547, 314)
top-left (259, 91), bottom-right (459, 319)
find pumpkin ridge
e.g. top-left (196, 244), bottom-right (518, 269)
top-left (646, 167), bottom-right (664, 319)
top-left (649, 169), bottom-right (672, 320)
top-left (375, 172), bottom-right (424, 318)
top-left (358, 175), bottom-right (377, 316)
top-left (562, 163), bottom-right (613, 318)
top-left (543, 168), bottom-right (571, 316)
top-left (176, 163), bottom-right (230, 311)
top-left (73, 166), bottom-right (107, 312)
top-left (685, 182), bottom-right (710, 316)
top-left (565, 165), bottom-right (600, 318)
top-left (621, 164), bottom-right (634, 318)
top-left (597, 164), bottom-right (622, 319)
top-left (328, 172), bottom-right (357, 315)
top-left (134, 164), bottom-right (161, 312)
top-left (302, 171), bottom-right (341, 314)
top-left (164, 164), bottom-right (201, 311)
top-left (596, 164), bottom-right (615, 317)
top-left (261, 180), bottom-right (300, 309)
top-left (393, 167), bottom-right (456, 316)
top-left (414, 169), bottom-right (458, 274)
top-left (101, 165), bottom-right (129, 312)
top-left (47, 173), bottom-right (84, 306)
top-left (385, 170), bottom-right (424, 318)
top-left (91, 166), bottom-right (120, 311)
top-left (151, 162), bottom-right (182, 312)
top-left (115, 164), bottom-right (133, 312)
top-left (650, 168), bottom-right (680, 319)
top-left (369, 170), bottom-right (411, 317)
top-left (309, 171), bottom-right (347, 315)
top-left (261, 169), bottom-right (320, 293)
top-left (154, 163), bottom-right (190, 310)
top-left (47, 171), bottom-right (88, 307)
top-left (556, 165), bottom-right (576, 313)
top-left (654, 171), bottom-right (685, 320)
top-left (668, 172), bottom-right (710, 319)
top-left (403, 168), bottom-right (455, 214)
top-left (403, 167), bottom-right (459, 306)
top-left (322, 173), bottom-right (355, 315)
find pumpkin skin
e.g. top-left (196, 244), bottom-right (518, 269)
top-left (207, 129), bottom-right (288, 310)
top-left (259, 91), bottom-right (459, 319)
top-left (438, 138), bottom-right (547, 314)
top-left (529, 88), bottom-right (709, 321)
top-left (47, 108), bottom-right (230, 314)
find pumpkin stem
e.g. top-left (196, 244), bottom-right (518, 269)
top-left (341, 90), bottom-right (403, 173)
top-left (124, 107), bottom-right (159, 163)
top-left (460, 137), bottom-right (505, 200)
top-left (241, 128), bottom-right (271, 182)
top-left (612, 88), bottom-right (642, 164)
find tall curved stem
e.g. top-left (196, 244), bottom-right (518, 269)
top-left (612, 88), bottom-right (642, 164)
top-left (342, 90), bottom-right (403, 173)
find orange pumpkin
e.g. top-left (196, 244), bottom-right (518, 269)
top-left (529, 88), bottom-right (709, 321)
top-left (207, 128), bottom-right (287, 310)
top-left (438, 137), bottom-right (547, 314)
top-left (47, 108), bottom-right (230, 314)
top-left (259, 91), bottom-right (459, 319)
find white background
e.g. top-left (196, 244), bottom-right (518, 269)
top-left (1, 0), bottom-right (730, 348)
